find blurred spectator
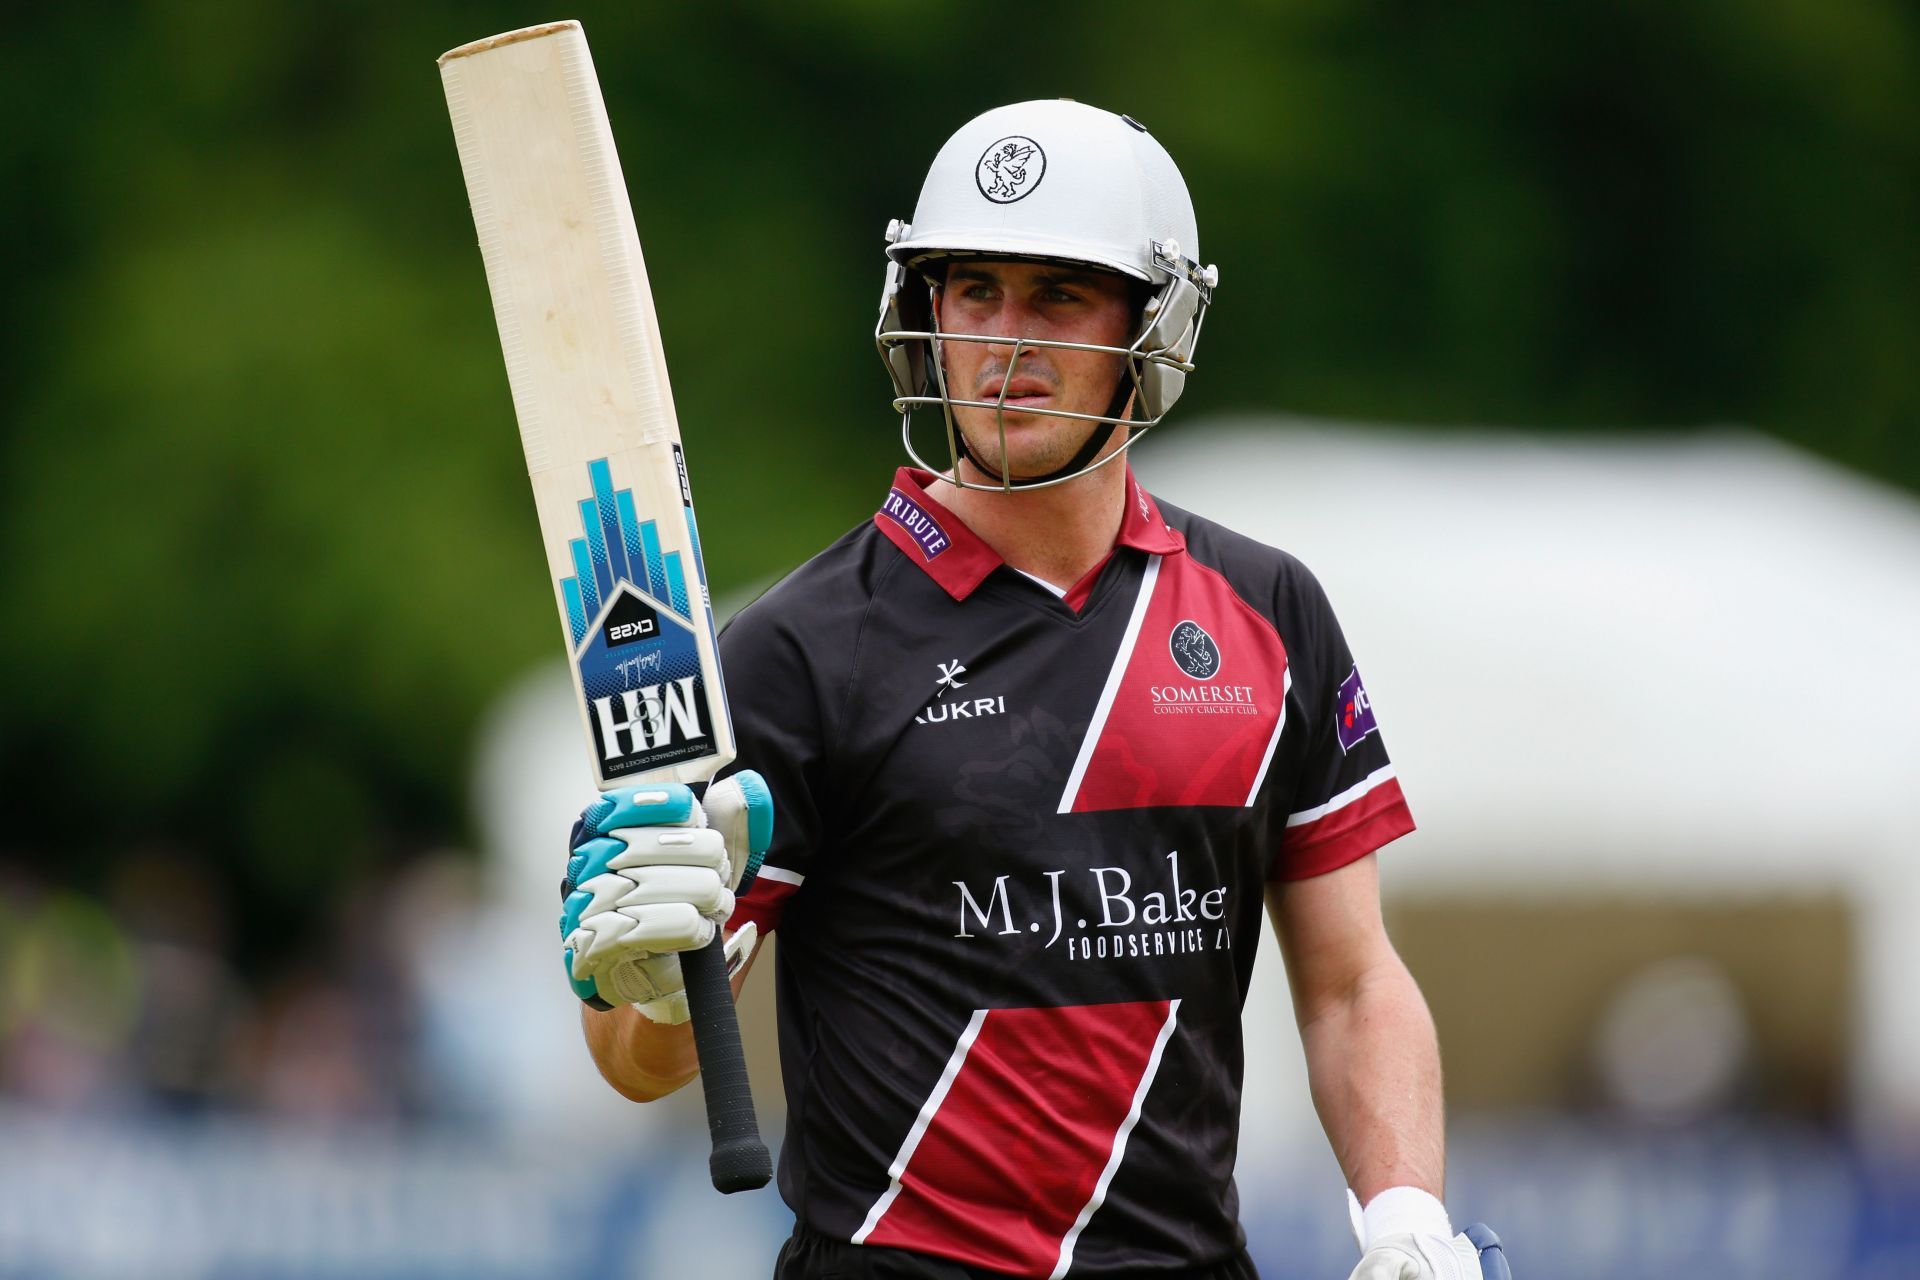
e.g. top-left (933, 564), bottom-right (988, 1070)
top-left (110, 850), bottom-right (251, 1110)
top-left (1, 852), bottom-right (458, 1125)
top-left (236, 965), bottom-right (392, 1124)
top-left (1, 880), bottom-right (141, 1111)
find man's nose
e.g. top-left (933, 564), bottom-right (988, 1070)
top-left (981, 298), bottom-right (1039, 356)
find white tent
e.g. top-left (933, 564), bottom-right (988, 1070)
top-left (1143, 421), bottom-right (1920, 1137)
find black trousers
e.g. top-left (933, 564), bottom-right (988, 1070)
top-left (773, 1224), bottom-right (1261, 1279)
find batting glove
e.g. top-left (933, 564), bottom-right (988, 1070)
top-left (559, 772), bottom-right (773, 1023)
top-left (1348, 1234), bottom-right (1486, 1280)
top-left (1345, 1188), bottom-right (1505, 1280)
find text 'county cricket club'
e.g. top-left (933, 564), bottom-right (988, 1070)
top-left (1154, 619), bottom-right (1258, 713)
top-left (557, 454), bottom-right (715, 776)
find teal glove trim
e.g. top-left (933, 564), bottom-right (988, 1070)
top-left (731, 770), bottom-right (776, 895)
top-left (735, 771), bottom-right (775, 854)
top-left (582, 783), bottom-right (697, 839)
top-left (563, 834), bottom-right (628, 900)
top-left (562, 947), bottom-right (600, 1002)
top-left (560, 887), bottom-right (595, 939)
top-left (559, 836), bottom-right (630, 939)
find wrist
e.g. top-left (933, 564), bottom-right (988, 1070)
top-left (1354, 1185), bottom-right (1451, 1248)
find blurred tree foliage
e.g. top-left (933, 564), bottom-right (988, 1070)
top-left (2, 0), bottom-right (1914, 962)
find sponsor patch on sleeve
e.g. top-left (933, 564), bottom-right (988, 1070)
top-left (1335, 665), bottom-right (1379, 754)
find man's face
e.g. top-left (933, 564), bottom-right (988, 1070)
top-left (930, 260), bottom-right (1136, 481)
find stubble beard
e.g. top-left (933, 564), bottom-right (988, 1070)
top-left (953, 408), bottom-right (1105, 482)
top-left (943, 351), bottom-right (1127, 481)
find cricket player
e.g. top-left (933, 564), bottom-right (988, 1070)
top-left (559, 101), bottom-right (1504, 1280)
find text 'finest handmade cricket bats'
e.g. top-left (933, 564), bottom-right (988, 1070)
top-left (438, 20), bottom-right (769, 1193)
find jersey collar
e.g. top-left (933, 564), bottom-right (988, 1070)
top-left (873, 466), bottom-right (1185, 602)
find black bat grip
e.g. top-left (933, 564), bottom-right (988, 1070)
top-left (681, 931), bottom-right (772, 1192)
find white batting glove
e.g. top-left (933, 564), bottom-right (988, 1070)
top-left (1347, 1234), bottom-right (1484, 1280)
top-left (559, 773), bottom-right (773, 1023)
top-left (1344, 1187), bottom-right (1486, 1280)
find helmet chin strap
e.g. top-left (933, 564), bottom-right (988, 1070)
top-left (951, 374), bottom-right (1135, 490)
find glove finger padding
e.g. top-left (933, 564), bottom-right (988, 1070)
top-left (578, 783), bottom-right (700, 840)
top-left (612, 864), bottom-right (734, 919)
top-left (606, 826), bottom-right (728, 875)
top-left (567, 892), bottom-right (726, 967)
top-left (562, 856), bottom-right (730, 957)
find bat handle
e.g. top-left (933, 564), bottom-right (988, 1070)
top-left (681, 931), bottom-right (772, 1192)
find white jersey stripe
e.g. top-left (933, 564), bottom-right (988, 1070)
top-left (1048, 999), bottom-right (1183, 1279)
top-left (751, 864), bottom-right (804, 886)
top-left (850, 1007), bottom-right (989, 1245)
top-left (1243, 667), bottom-right (1292, 807)
top-left (1057, 555), bottom-right (1162, 814)
top-left (1285, 763), bottom-right (1398, 828)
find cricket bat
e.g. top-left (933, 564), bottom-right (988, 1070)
top-left (438, 20), bottom-right (769, 1193)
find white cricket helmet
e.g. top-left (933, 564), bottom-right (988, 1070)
top-left (876, 99), bottom-right (1219, 490)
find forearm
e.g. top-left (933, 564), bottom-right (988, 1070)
top-left (1299, 952), bottom-right (1446, 1203)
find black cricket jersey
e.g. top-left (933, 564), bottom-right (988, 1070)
top-left (717, 467), bottom-right (1414, 1278)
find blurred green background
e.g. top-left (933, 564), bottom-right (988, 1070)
top-left (4, 0), bottom-right (1915, 960)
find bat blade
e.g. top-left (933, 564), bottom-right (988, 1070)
top-left (439, 20), bottom-right (733, 790)
top-left (439, 20), bottom-right (767, 1194)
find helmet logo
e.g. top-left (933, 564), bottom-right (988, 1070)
top-left (975, 136), bottom-right (1046, 204)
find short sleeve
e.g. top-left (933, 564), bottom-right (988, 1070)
top-left (713, 604), bottom-right (831, 932)
top-left (1270, 574), bottom-right (1415, 881)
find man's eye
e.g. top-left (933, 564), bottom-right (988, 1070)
top-left (1042, 288), bottom-right (1079, 304)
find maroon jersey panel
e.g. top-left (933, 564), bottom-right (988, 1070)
top-left (856, 1000), bottom-right (1179, 1276)
top-left (1060, 553), bottom-right (1291, 814)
